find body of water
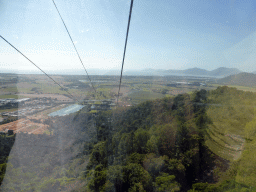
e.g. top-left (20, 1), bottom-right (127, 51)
top-left (48, 104), bottom-right (84, 117)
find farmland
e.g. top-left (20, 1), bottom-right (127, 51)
top-left (0, 73), bottom-right (243, 137)
top-left (0, 73), bottom-right (216, 110)
top-left (1, 73), bottom-right (256, 191)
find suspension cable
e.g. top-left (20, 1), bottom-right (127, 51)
top-left (51, 0), bottom-right (97, 94)
top-left (117, 0), bottom-right (134, 105)
top-left (0, 35), bottom-right (79, 102)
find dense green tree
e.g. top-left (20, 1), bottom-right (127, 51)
top-left (123, 163), bottom-right (152, 192)
top-left (175, 123), bottom-right (190, 155)
top-left (172, 94), bottom-right (186, 122)
top-left (158, 124), bottom-right (177, 157)
top-left (118, 132), bottom-right (134, 161)
top-left (106, 165), bottom-right (124, 192)
top-left (88, 164), bottom-right (107, 192)
top-left (87, 141), bottom-right (107, 169)
top-left (84, 87), bottom-right (256, 191)
top-left (146, 135), bottom-right (160, 154)
top-left (154, 173), bottom-right (180, 192)
top-left (126, 153), bottom-right (145, 165)
top-left (133, 128), bottom-right (150, 154)
top-left (192, 89), bottom-right (209, 180)
top-left (143, 154), bottom-right (168, 179)
top-left (0, 163), bottom-right (7, 184)
top-left (0, 134), bottom-right (15, 186)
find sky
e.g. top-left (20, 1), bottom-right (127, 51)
top-left (1, 0), bottom-right (256, 73)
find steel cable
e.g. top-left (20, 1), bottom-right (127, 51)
top-left (117, 0), bottom-right (134, 105)
top-left (0, 35), bottom-right (79, 102)
top-left (52, 0), bottom-right (97, 94)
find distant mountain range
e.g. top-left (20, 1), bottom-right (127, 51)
top-left (218, 72), bottom-right (256, 87)
top-left (1, 67), bottom-right (244, 77)
top-left (104, 67), bottom-right (242, 77)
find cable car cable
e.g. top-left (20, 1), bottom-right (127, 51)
top-left (51, 0), bottom-right (97, 94)
top-left (117, 0), bottom-right (134, 104)
top-left (0, 35), bottom-right (79, 102)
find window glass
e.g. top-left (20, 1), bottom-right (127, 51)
top-left (1, 0), bottom-right (256, 191)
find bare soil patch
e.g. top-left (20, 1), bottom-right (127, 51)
top-left (0, 104), bottom-right (67, 135)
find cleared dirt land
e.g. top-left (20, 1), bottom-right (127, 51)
top-left (0, 104), bottom-right (67, 134)
top-left (0, 118), bottom-right (49, 134)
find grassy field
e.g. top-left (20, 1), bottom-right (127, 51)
top-left (128, 90), bottom-right (165, 104)
top-left (0, 95), bottom-right (25, 99)
top-left (227, 85), bottom-right (256, 92)
top-left (0, 108), bottom-right (18, 113)
top-left (206, 114), bottom-right (245, 161)
top-left (0, 80), bottom-right (88, 99)
top-left (211, 84), bottom-right (256, 92)
top-left (0, 86), bottom-right (18, 93)
top-left (204, 87), bottom-right (255, 161)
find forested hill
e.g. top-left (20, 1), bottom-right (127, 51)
top-left (1, 87), bottom-right (256, 191)
top-left (84, 90), bottom-right (213, 191)
top-left (218, 72), bottom-right (256, 87)
top-left (83, 87), bottom-right (256, 192)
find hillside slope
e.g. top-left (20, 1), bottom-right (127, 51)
top-left (208, 67), bottom-right (241, 77)
top-left (1, 87), bottom-right (256, 191)
top-left (218, 72), bottom-right (256, 87)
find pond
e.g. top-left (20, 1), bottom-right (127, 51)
top-left (48, 104), bottom-right (84, 117)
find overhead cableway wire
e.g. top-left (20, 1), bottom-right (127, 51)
top-left (51, 0), bottom-right (97, 94)
top-left (117, 0), bottom-right (134, 105)
top-left (0, 35), bottom-right (79, 102)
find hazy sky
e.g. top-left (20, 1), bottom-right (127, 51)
top-left (1, 0), bottom-right (256, 73)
